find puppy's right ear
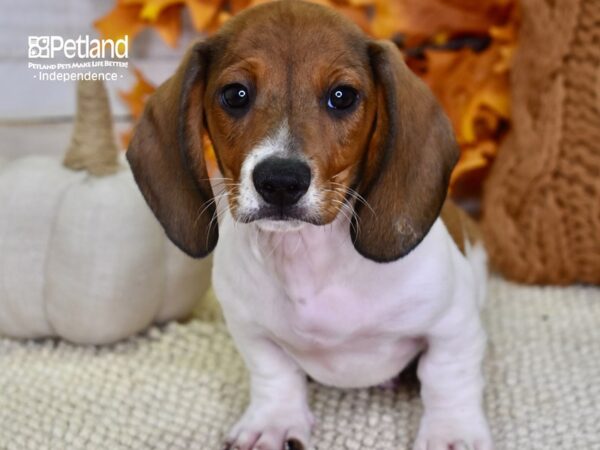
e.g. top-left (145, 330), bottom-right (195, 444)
top-left (127, 41), bottom-right (217, 258)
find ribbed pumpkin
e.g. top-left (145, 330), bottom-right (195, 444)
top-left (0, 80), bottom-right (211, 344)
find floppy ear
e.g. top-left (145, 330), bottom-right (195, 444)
top-left (351, 41), bottom-right (459, 262)
top-left (127, 41), bottom-right (217, 258)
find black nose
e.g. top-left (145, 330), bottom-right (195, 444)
top-left (253, 157), bottom-right (311, 207)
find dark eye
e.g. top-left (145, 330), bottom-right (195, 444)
top-left (327, 86), bottom-right (358, 111)
top-left (221, 83), bottom-right (250, 110)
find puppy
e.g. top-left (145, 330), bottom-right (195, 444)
top-left (127, 2), bottom-right (493, 449)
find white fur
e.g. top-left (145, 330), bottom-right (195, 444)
top-left (211, 184), bottom-right (493, 450)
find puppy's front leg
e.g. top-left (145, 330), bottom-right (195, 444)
top-left (224, 328), bottom-right (313, 450)
top-left (414, 319), bottom-right (493, 450)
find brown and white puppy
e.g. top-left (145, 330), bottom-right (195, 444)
top-left (127, 2), bottom-right (493, 449)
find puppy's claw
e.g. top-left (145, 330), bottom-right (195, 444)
top-left (285, 438), bottom-right (305, 450)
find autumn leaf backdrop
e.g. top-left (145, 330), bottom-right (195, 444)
top-left (95, 0), bottom-right (519, 197)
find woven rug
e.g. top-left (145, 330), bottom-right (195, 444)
top-left (1, 276), bottom-right (599, 450)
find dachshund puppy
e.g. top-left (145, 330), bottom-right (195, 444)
top-left (127, 2), bottom-right (493, 449)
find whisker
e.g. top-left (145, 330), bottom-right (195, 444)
top-left (321, 204), bottom-right (356, 250)
top-left (336, 204), bottom-right (358, 237)
top-left (197, 177), bottom-right (234, 182)
top-left (329, 182), bottom-right (376, 216)
top-left (194, 192), bottom-right (228, 227)
top-left (206, 198), bottom-right (242, 247)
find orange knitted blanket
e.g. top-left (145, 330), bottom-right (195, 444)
top-left (482, 0), bottom-right (600, 284)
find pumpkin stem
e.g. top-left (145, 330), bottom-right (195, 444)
top-left (64, 80), bottom-right (120, 176)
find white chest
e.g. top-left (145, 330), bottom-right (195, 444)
top-left (213, 214), bottom-right (456, 387)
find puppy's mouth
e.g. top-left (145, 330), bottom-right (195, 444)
top-left (238, 205), bottom-right (321, 228)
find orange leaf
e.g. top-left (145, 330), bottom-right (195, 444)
top-left (346, 0), bottom-right (375, 6)
top-left (119, 68), bottom-right (157, 147)
top-left (371, 0), bottom-right (403, 38)
top-left (94, 3), bottom-right (145, 43)
top-left (152, 4), bottom-right (183, 47)
top-left (97, 0), bottom-right (183, 47)
top-left (421, 44), bottom-right (510, 143)
top-left (451, 144), bottom-right (493, 186)
top-left (450, 140), bottom-right (497, 198)
top-left (124, 0), bottom-right (184, 21)
top-left (119, 68), bottom-right (156, 120)
top-left (228, 0), bottom-right (252, 14)
top-left (393, 0), bottom-right (513, 44)
top-left (187, 0), bottom-right (223, 31)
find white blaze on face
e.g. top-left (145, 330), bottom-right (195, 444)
top-left (235, 120), bottom-right (322, 224)
top-left (237, 121), bottom-right (290, 214)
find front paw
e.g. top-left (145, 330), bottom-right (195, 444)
top-left (413, 410), bottom-right (493, 450)
top-left (224, 403), bottom-right (314, 450)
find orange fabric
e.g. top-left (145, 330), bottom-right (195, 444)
top-left (482, 0), bottom-right (600, 284)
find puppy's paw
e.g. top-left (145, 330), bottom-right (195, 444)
top-left (223, 404), bottom-right (314, 450)
top-left (413, 411), bottom-right (493, 450)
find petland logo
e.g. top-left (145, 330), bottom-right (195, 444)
top-left (28, 35), bottom-right (128, 59)
top-left (28, 35), bottom-right (129, 82)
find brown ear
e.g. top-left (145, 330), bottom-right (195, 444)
top-left (352, 41), bottom-right (459, 262)
top-left (127, 41), bottom-right (217, 258)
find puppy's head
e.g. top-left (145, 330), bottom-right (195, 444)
top-left (127, 1), bottom-right (459, 262)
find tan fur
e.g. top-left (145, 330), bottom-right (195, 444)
top-left (441, 200), bottom-right (481, 254)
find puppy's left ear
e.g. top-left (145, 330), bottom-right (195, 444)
top-left (352, 41), bottom-right (459, 262)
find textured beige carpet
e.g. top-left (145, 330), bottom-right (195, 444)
top-left (1, 276), bottom-right (599, 450)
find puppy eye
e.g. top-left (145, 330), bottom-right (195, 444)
top-left (221, 83), bottom-right (250, 110)
top-left (327, 86), bottom-right (358, 111)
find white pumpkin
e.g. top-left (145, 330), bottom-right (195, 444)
top-left (0, 81), bottom-right (211, 344)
